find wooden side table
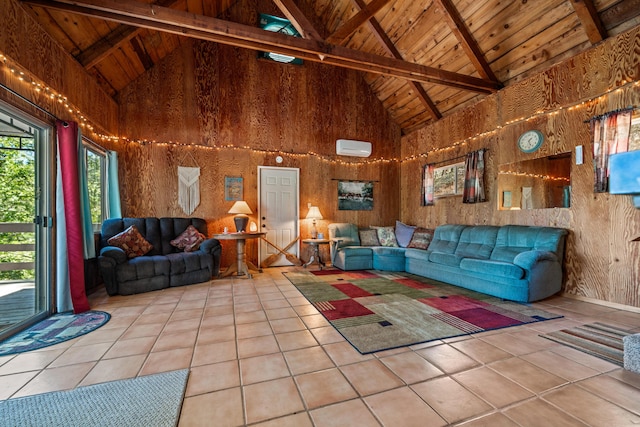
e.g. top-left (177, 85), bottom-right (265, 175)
top-left (302, 238), bottom-right (330, 269)
top-left (212, 232), bottom-right (265, 278)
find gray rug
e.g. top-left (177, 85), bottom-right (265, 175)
top-left (0, 369), bottom-right (189, 427)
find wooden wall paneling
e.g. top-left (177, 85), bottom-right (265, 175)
top-left (401, 25), bottom-right (640, 309)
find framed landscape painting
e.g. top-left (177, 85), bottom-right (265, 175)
top-left (338, 180), bottom-right (373, 210)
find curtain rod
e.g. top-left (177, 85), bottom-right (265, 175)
top-left (0, 82), bottom-right (61, 122)
top-left (584, 106), bottom-right (637, 123)
top-left (428, 148), bottom-right (488, 167)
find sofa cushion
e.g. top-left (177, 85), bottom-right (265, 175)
top-left (372, 226), bottom-right (399, 247)
top-left (338, 246), bottom-right (373, 257)
top-left (395, 221), bottom-right (416, 247)
top-left (108, 225), bottom-right (153, 258)
top-left (404, 248), bottom-right (431, 261)
top-left (454, 225), bottom-right (499, 259)
top-left (359, 229), bottom-right (380, 246)
top-left (407, 228), bottom-right (434, 249)
top-left (429, 251), bottom-right (463, 267)
top-left (116, 255), bottom-right (170, 281)
top-left (171, 225), bottom-right (206, 252)
top-left (329, 223), bottom-right (360, 248)
top-left (490, 225), bottom-right (567, 263)
top-left (371, 246), bottom-right (406, 257)
top-left (460, 258), bottom-right (524, 279)
top-left (427, 224), bottom-right (466, 254)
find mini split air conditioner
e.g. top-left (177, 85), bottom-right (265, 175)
top-left (336, 139), bottom-right (372, 157)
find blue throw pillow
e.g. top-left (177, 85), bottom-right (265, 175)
top-left (395, 221), bottom-right (417, 248)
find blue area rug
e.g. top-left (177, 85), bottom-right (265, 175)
top-left (0, 369), bottom-right (189, 427)
top-left (0, 310), bottom-right (110, 356)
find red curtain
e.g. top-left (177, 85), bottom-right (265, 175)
top-left (57, 120), bottom-right (90, 313)
top-left (463, 149), bottom-right (486, 204)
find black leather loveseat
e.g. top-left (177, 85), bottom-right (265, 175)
top-left (98, 217), bottom-right (221, 296)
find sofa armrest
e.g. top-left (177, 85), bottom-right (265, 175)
top-left (330, 238), bottom-right (344, 265)
top-left (99, 246), bottom-right (127, 264)
top-left (199, 238), bottom-right (221, 254)
top-left (513, 250), bottom-right (558, 270)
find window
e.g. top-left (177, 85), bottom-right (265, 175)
top-left (433, 162), bottom-right (466, 198)
top-left (82, 140), bottom-right (106, 231)
top-left (259, 14), bottom-right (303, 65)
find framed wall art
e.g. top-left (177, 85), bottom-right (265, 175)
top-left (337, 180), bottom-right (373, 211)
top-left (224, 176), bottom-right (243, 201)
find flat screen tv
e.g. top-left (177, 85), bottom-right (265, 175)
top-left (609, 150), bottom-right (640, 194)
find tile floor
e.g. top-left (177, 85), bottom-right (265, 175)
top-left (1, 266), bottom-right (640, 426)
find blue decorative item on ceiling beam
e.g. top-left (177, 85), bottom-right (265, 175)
top-left (259, 14), bottom-right (303, 65)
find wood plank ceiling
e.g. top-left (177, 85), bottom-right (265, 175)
top-left (19, 0), bottom-right (640, 135)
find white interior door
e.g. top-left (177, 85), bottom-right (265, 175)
top-left (258, 167), bottom-right (299, 267)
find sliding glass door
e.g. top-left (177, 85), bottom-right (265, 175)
top-left (0, 104), bottom-right (53, 340)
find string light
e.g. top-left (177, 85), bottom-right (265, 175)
top-left (498, 171), bottom-right (570, 182)
top-left (2, 49), bottom-right (639, 166)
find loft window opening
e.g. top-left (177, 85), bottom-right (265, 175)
top-left (259, 14), bottom-right (303, 65)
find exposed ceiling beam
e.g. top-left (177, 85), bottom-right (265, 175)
top-left (570, 0), bottom-right (607, 44)
top-left (326, 0), bottom-right (394, 45)
top-left (271, 0), bottom-right (323, 41)
top-left (23, 0), bottom-right (500, 93)
top-left (433, 0), bottom-right (499, 83)
top-left (352, 0), bottom-right (441, 121)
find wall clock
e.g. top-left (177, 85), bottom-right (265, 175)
top-left (517, 130), bottom-right (544, 153)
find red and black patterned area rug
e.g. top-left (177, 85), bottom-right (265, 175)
top-left (283, 269), bottom-right (562, 354)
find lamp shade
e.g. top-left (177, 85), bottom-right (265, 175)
top-left (305, 206), bottom-right (323, 220)
top-left (228, 201), bottom-right (253, 215)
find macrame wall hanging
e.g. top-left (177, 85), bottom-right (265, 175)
top-left (178, 152), bottom-right (200, 215)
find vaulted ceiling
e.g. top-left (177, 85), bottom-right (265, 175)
top-left (20, 0), bottom-right (640, 134)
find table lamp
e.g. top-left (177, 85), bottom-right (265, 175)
top-left (305, 206), bottom-right (323, 239)
top-left (228, 201), bottom-right (252, 232)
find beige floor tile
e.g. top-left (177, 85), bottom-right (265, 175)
top-left (457, 412), bottom-right (520, 426)
top-left (120, 322), bottom-right (164, 340)
top-left (275, 330), bottom-right (318, 351)
top-left (339, 359), bottom-right (404, 396)
top-left (134, 312), bottom-right (172, 325)
top-left (544, 384), bottom-right (640, 426)
top-left (488, 357), bottom-right (567, 393)
top-left (416, 344), bottom-right (480, 374)
top-left (240, 353), bottom-right (290, 385)
top-left (243, 377), bottom-right (305, 424)
top-left (577, 374), bottom-right (640, 415)
top-left (236, 321), bottom-right (273, 340)
top-left (284, 346), bottom-right (335, 375)
top-left (261, 298), bottom-right (291, 309)
top-left (265, 307), bottom-right (298, 320)
top-left (200, 314), bottom-right (234, 328)
top-left (379, 351), bottom-right (443, 384)
top-left (235, 310), bottom-right (267, 324)
top-left (323, 341), bottom-right (374, 366)
top-left (141, 302), bottom-right (177, 315)
top-left (73, 326), bottom-right (126, 345)
top-left (152, 329), bottom-right (198, 352)
top-left (110, 305), bottom-right (147, 317)
top-left (293, 304), bottom-right (320, 317)
top-left (300, 313), bottom-right (330, 329)
top-left (365, 387), bottom-right (447, 427)
top-left (252, 412), bottom-right (313, 427)
top-left (49, 342), bottom-right (112, 368)
top-left (202, 305), bottom-right (234, 317)
top-left (185, 360), bottom-right (240, 397)
top-left (412, 376), bottom-right (492, 423)
top-left (310, 325), bottom-right (345, 345)
top-left (196, 324), bottom-right (235, 345)
top-left (0, 371), bottom-right (39, 399)
top-left (310, 399), bottom-right (380, 427)
top-left (140, 347), bottom-right (193, 376)
top-left (296, 368), bottom-right (358, 409)
top-left (521, 350), bottom-right (600, 382)
top-left (0, 349), bottom-right (65, 375)
top-left (478, 332), bottom-right (543, 356)
top-left (163, 317), bottom-right (202, 333)
top-left (503, 398), bottom-right (588, 426)
top-left (179, 387), bottom-right (244, 427)
top-left (237, 335), bottom-right (280, 359)
top-left (191, 340), bottom-right (237, 366)
top-left (450, 338), bottom-right (512, 364)
top-left (175, 299), bottom-right (206, 311)
top-left (12, 362), bottom-right (95, 397)
top-left (453, 367), bottom-right (534, 408)
top-left (79, 354), bottom-right (146, 386)
top-left (103, 336), bottom-right (156, 359)
top-left (270, 317), bottom-right (306, 333)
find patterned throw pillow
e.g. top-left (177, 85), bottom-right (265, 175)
top-left (170, 225), bottom-right (206, 252)
top-left (372, 226), bottom-right (398, 247)
top-left (359, 229), bottom-right (380, 246)
top-left (107, 225), bottom-right (153, 258)
top-left (407, 227), bottom-right (435, 250)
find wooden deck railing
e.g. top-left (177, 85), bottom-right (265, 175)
top-left (0, 223), bottom-right (35, 273)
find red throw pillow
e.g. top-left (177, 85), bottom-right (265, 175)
top-left (107, 225), bottom-right (153, 258)
top-left (407, 228), bottom-right (435, 250)
top-left (170, 225), bottom-right (206, 252)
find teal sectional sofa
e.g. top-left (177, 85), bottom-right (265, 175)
top-left (328, 223), bottom-right (568, 303)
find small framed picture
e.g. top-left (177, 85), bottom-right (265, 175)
top-left (225, 176), bottom-right (243, 201)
